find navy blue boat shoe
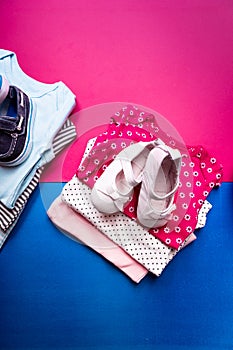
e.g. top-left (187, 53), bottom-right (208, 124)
top-left (0, 85), bottom-right (34, 166)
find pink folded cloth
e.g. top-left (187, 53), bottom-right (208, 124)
top-left (47, 195), bottom-right (149, 283)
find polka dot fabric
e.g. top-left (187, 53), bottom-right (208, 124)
top-left (62, 175), bottom-right (188, 276)
top-left (77, 105), bottom-right (223, 250)
top-left (195, 200), bottom-right (212, 229)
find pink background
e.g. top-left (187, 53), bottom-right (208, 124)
top-left (1, 0), bottom-right (233, 181)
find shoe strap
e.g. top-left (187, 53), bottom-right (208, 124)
top-left (103, 141), bottom-right (159, 210)
top-left (149, 177), bottom-right (180, 201)
top-left (118, 141), bottom-right (157, 187)
top-left (0, 116), bottom-right (19, 132)
top-left (120, 139), bottom-right (163, 187)
top-left (120, 158), bottom-right (142, 187)
top-left (146, 200), bottom-right (176, 219)
top-left (156, 138), bottom-right (182, 169)
top-left (145, 144), bottom-right (181, 201)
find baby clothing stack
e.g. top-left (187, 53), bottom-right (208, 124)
top-left (48, 105), bottom-right (223, 283)
top-left (0, 49), bottom-right (76, 248)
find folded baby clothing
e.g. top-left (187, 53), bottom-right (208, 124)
top-left (0, 49), bottom-right (77, 247)
top-left (0, 119), bottom-right (76, 228)
top-left (61, 147), bottom-right (213, 277)
top-left (0, 119), bottom-right (77, 248)
top-left (0, 49), bottom-right (76, 209)
top-left (76, 105), bottom-right (223, 249)
top-left (50, 139), bottom-right (197, 280)
top-left (53, 104), bottom-right (223, 281)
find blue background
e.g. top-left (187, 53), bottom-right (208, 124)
top-left (0, 182), bottom-right (233, 350)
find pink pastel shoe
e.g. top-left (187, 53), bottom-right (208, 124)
top-left (0, 75), bottom-right (9, 104)
top-left (137, 144), bottom-right (181, 229)
top-left (91, 140), bottom-right (158, 214)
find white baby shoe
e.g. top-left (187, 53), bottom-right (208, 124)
top-left (137, 144), bottom-right (181, 229)
top-left (91, 140), bottom-right (158, 214)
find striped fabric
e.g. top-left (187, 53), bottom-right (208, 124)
top-left (53, 119), bottom-right (77, 156)
top-left (0, 168), bottom-right (43, 231)
top-left (0, 119), bottom-right (76, 245)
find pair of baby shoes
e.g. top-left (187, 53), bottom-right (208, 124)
top-left (0, 75), bottom-right (33, 166)
top-left (91, 139), bottom-right (182, 229)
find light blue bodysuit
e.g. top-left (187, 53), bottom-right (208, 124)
top-left (0, 50), bottom-right (76, 208)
